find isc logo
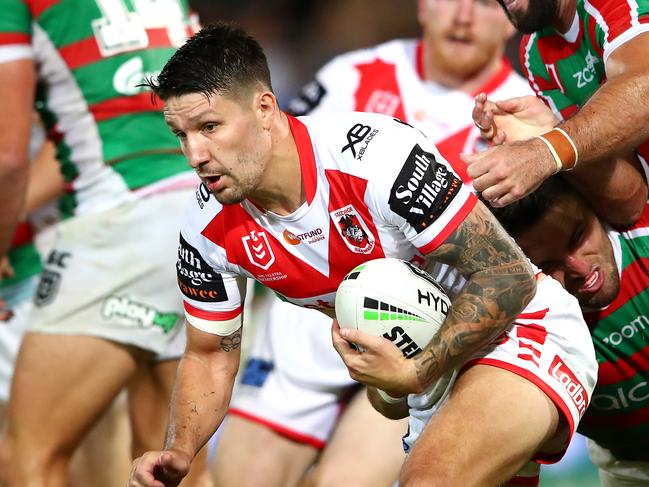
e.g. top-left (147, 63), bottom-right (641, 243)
top-left (383, 326), bottom-right (423, 358)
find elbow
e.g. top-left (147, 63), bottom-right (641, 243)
top-left (610, 183), bottom-right (648, 228)
top-left (0, 152), bottom-right (29, 180)
top-left (624, 182), bottom-right (648, 226)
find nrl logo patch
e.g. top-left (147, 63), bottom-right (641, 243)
top-left (242, 230), bottom-right (275, 270)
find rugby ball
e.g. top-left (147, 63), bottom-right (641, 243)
top-left (335, 258), bottom-right (451, 358)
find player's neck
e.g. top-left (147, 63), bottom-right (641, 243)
top-left (553, 0), bottom-right (577, 34)
top-left (249, 112), bottom-right (305, 216)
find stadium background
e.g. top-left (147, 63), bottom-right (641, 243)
top-left (190, 1), bottom-right (601, 485)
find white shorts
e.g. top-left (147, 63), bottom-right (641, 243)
top-left (229, 296), bottom-right (357, 448)
top-left (404, 276), bottom-right (598, 464)
top-left (29, 190), bottom-right (191, 360)
top-left (0, 277), bottom-right (38, 402)
top-left (588, 440), bottom-right (649, 487)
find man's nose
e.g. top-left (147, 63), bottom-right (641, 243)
top-left (565, 254), bottom-right (590, 276)
top-left (185, 135), bottom-right (209, 169)
top-left (456, 0), bottom-right (476, 24)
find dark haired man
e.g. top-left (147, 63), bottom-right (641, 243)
top-left (215, 1), bottom-right (535, 486)
top-left (489, 177), bottom-right (649, 486)
top-left (128, 23), bottom-right (597, 487)
top-left (461, 0), bottom-right (649, 218)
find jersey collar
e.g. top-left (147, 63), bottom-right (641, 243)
top-left (286, 114), bottom-right (318, 206)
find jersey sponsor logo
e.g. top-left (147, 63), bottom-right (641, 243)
top-left (330, 205), bottom-right (375, 254)
top-left (383, 326), bottom-right (423, 358)
top-left (591, 381), bottom-right (649, 411)
top-left (101, 295), bottom-right (179, 332)
top-left (113, 57), bottom-right (161, 95)
top-left (549, 355), bottom-right (589, 416)
top-left (195, 183), bottom-right (211, 209)
top-left (92, 0), bottom-right (189, 57)
top-left (282, 228), bottom-right (324, 246)
top-left (342, 124), bottom-right (377, 159)
top-left (286, 80), bottom-right (327, 116)
top-left (388, 144), bottom-right (461, 233)
top-left (356, 128), bottom-right (379, 161)
top-left (242, 230), bottom-right (275, 270)
top-left (364, 90), bottom-right (401, 116)
top-left (177, 235), bottom-right (228, 302)
top-left (572, 51), bottom-right (600, 89)
top-left (602, 315), bottom-right (649, 347)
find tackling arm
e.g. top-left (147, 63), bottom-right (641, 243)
top-left (563, 32), bottom-right (649, 165)
top-left (474, 95), bottom-right (647, 226)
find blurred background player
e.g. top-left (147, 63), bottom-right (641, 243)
top-left (213, 1), bottom-right (536, 486)
top-left (0, 1), bottom-right (212, 485)
top-left (463, 0), bottom-right (649, 214)
top-left (0, 127), bottom-right (60, 428)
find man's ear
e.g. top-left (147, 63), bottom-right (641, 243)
top-left (257, 91), bottom-right (278, 130)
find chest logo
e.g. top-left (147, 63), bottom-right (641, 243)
top-left (330, 205), bottom-right (375, 254)
top-left (242, 231), bottom-right (275, 270)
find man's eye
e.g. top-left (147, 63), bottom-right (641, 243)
top-left (203, 123), bottom-right (217, 132)
top-left (570, 225), bottom-right (585, 249)
top-left (174, 131), bottom-right (186, 139)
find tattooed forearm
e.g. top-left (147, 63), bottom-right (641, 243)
top-left (416, 202), bottom-right (536, 389)
top-left (220, 327), bottom-right (242, 352)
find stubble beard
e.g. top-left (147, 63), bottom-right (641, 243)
top-left (497, 0), bottom-right (559, 34)
top-left (211, 154), bottom-right (263, 206)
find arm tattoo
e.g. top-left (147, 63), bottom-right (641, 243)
top-left (415, 202), bottom-right (536, 389)
top-left (220, 327), bottom-right (242, 352)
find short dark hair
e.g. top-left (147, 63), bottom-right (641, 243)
top-left (486, 176), bottom-right (575, 239)
top-left (144, 22), bottom-right (272, 101)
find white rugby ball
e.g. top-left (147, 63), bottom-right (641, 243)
top-left (335, 258), bottom-right (451, 358)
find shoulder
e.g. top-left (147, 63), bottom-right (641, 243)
top-left (299, 111), bottom-right (431, 162)
top-left (318, 38), bottom-right (416, 72)
top-left (181, 182), bottom-right (225, 235)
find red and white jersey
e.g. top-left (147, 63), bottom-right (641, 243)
top-left (288, 39), bottom-right (532, 167)
top-left (178, 112), bottom-right (477, 334)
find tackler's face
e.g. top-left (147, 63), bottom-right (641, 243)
top-left (496, 0), bottom-right (559, 33)
top-left (164, 91), bottom-right (271, 206)
top-left (515, 194), bottom-right (620, 310)
top-left (418, 0), bottom-right (514, 80)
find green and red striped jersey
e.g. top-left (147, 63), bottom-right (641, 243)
top-left (581, 203), bottom-right (649, 458)
top-left (519, 0), bottom-right (649, 120)
top-left (0, 0), bottom-right (199, 216)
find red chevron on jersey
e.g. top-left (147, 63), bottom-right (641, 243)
top-left (354, 59), bottom-right (406, 120)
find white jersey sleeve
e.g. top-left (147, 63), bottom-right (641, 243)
top-left (177, 187), bottom-right (248, 335)
top-left (360, 116), bottom-right (478, 254)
